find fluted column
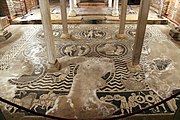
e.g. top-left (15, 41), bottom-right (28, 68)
top-left (132, 0), bottom-right (151, 66)
top-left (60, 0), bottom-right (71, 39)
top-left (39, 0), bottom-right (60, 71)
top-left (116, 0), bottom-right (128, 39)
top-left (108, 0), bottom-right (113, 8)
top-left (69, 0), bottom-right (77, 17)
top-left (112, 0), bottom-right (119, 16)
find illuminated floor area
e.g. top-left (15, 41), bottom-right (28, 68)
top-left (0, 24), bottom-right (180, 119)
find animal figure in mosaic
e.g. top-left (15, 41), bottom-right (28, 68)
top-left (30, 91), bottom-right (57, 112)
top-left (99, 43), bottom-right (117, 55)
top-left (64, 45), bottom-right (76, 56)
top-left (87, 30), bottom-right (93, 39)
top-left (94, 30), bottom-right (103, 38)
top-left (46, 58), bottom-right (118, 119)
top-left (5, 93), bottom-right (37, 113)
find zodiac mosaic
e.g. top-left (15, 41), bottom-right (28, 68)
top-left (60, 44), bottom-right (91, 57)
top-left (23, 44), bottom-right (46, 58)
top-left (36, 29), bottom-right (61, 40)
top-left (95, 43), bottom-right (128, 58)
top-left (80, 29), bottom-right (106, 40)
top-left (126, 29), bottom-right (152, 39)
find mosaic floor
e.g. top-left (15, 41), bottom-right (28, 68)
top-left (0, 24), bottom-right (180, 119)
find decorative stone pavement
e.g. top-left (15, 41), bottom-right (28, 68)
top-left (0, 24), bottom-right (180, 119)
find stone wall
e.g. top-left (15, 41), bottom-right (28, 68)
top-left (151, 0), bottom-right (180, 24)
top-left (0, 0), bottom-right (10, 17)
top-left (0, 0), bottom-right (38, 18)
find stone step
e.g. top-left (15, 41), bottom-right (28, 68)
top-left (78, 2), bottom-right (108, 6)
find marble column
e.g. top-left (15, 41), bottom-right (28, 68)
top-left (39, 0), bottom-right (60, 71)
top-left (74, 0), bottom-right (78, 7)
top-left (69, 0), bottom-right (77, 17)
top-left (116, 0), bottom-right (128, 39)
top-left (131, 0), bottom-right (151, 68)
top-left (112, 0), bottom-right (119, 16)
top-left (108, 0), bottom-right (113, 8)
top-left (60, 0), bottom-right (71, 39)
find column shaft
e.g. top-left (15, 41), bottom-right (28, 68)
top-left (39, 0), bottom-right (56, 64)
top-left (69, 0), bottom-right (77, 16)
top-left (119, 0), bottom-right (128, 34)
top-left (112, 0), bottom-right (119, 16)
top-left (132, 0), bottom-right (151, 65)
top-left (60, 0), bottom-right (71, 38)
top-left (74, 0), bottom-right (78, 7)
top-left (108, 0), bottom-right (112, 8)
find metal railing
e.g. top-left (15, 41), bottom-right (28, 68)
top-left (0, 91), bottom-right (180, 120)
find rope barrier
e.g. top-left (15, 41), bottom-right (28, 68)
top-left (0, 91), bottom-right (180, 120)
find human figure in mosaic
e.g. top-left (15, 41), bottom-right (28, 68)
top-left (146, 91), bottom-right (167, 113)
top-left (119, 95), bottom-right (130, 114)
top-left (128, 93), bottom-right (142, 113)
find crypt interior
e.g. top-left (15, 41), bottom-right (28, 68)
top-left (0, 0), bottom-right (180, 120)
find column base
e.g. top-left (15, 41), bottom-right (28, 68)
top-left (47, 59), bottom-right (61, 73)
top-left (127, 62), bottom-right (142, 72)
top-left (0, 30), bottom-right (12, 42)
top-left (112, 10), bottom-right (119, 17)
top-left (68, 10), bottom-right (77, 17)
top-left (60, 33), bottom-right (71, 39)
top-left (115, 33), bottom-right (127, 39)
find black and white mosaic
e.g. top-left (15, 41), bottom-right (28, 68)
top-left (72, 26), bottom-right (112, 40)
top-left (1, 24), bottom-right (180, 119)
top-left (36, 29), bottom-right (61, 40)
top-left (95, 43), bottom-right (128, 58)
top-left (23, 44), bottom-right (46, 58)
top-left (8, 64), bottom-right (46, 85)
top-left (80, 29), bottom-right (106, 40)
top-left (126, 29), bottom-right (152, 39)
top-left (60, 44), bottom-right (91, 57)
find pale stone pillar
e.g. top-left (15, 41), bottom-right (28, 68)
top-left (116, 0), bottom-right (128, 39)
top-left (39, 0), bottom-right (60, 71)
top-left (112, 0), bottom-right (119, 16)
top-left (108, 0), bottom-right (113, 8)
top-left (60, 0), bottom-right (71, 39)
top-left (74, 0), bottom-right (78, 7)
top-left (131, 0), bottom-right (151, 67)
top-left (69, 0), bottom-right (77, 17)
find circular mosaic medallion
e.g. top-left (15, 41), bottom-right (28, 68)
top-left (95, 43), bottom-right (128, 58)
top-left (23, 44), bottom-right (45, 58)
top-left (60, 44), bottom-right (91, 57)
top-left (79, 29), bottom-right (106, 40)
top-left (36, 29), bottom-right (61, 40)
top-left (126, 30), bottom-right (152, 39)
